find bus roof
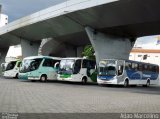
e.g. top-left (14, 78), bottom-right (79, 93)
top-left (125, 59), bottom-right (159, 66)
top-left (61, 57), bottom-right (83, 60)
top-left (61, 57), bottom-right (94, 60)
top-left (23, 56), bottom-right (61, 60)
top-left (6, 59), bottom-right (21, 63)
top-left (100, 59), bottom-right (159, 66)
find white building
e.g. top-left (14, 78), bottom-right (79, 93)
top-left (0, 13), bottom-right (8, 27)
top-left (0, 5), bottom-right (8, 27)
top-left (6, 45), bottom-right (22, 62)
top-left (129, 48), bottom-right (160, 66)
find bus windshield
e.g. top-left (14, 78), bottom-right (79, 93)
top-left (99, 60), bottom-right (116, 76)
top-left (20, 58), bottom-right (43, 73)
top-left (5, 61), bottom-right (17, 71)
top-left (59, 59), bottom-right (75, 74)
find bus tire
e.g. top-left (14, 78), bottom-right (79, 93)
top-left (15, 73), bottom-right (19, 79)
top-left (124, 79), bottom-right (129, 87)
top-left (40, 75), bottom-right (47, 82)
top-left (82, 77), bottom-right (87, 85)
top-left (144, 80), bottom-right (150, 87)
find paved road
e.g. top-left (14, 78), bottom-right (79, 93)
top-left (0, 77), bottom-right (160, 113)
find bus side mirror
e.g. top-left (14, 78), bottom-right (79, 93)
top-left (118, 66), bottom-right (121, 70)
top-left (54, 62), bottom-right (59, 68)
top-left (95, 65), bottom-right (97, 70)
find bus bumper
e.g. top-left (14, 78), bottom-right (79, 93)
top-left (97, 78), bottom-right (117, 84)
top-left (57, 76), bottom-right (81, 82)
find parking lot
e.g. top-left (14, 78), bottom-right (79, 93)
top-left (0, 77), bottom-right (160, 113)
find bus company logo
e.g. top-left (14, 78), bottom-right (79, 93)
top-left (142, 74), bottom-right (151, 78)
top-left (120, 113), bottom-right (159, 119)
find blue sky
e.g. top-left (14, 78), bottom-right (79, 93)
top-left (0, 0), bottom-right (65, 22)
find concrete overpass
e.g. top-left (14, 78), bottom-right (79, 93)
top-left (1, 0), bottom-right (160, 67)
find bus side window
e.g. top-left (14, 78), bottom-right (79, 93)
top-left (143, 64), bottom-right (148, 72)
top-left (152, 66), bottom-right (159, 73)
top-left (138, 64), bottom-right (143, 71)
top-left (43, 59), bottom-right (59, 67)
top-left (82, 59), bottom-right (87, 68)
top-left (125, 62), bottom-right (132, 70)
top-left (90, 61), bottom-right (96, 69)
top-left (73, 60), bottom-right (81, 74)
top-left (129, 63), bottom-right (132, 70)
top-left (89, 60), bottom-right (96, 76)
top-left (43, 59), bottom-right (51, 67)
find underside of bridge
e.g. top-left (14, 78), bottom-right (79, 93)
top-left (0, 0), bottom-right (160, 69)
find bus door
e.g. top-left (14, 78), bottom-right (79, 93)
top-left (117, 60), bottom-right (124, 83)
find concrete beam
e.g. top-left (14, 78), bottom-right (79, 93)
top-left (85, 27), bottom-right (136, 64)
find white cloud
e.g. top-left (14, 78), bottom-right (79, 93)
top-left (135, 35), bottom-right (160, 49)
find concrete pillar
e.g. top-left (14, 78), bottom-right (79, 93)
top-left (0, 48), bottom-right (9, 74)
top-left (85, 27), bottom-right (136, 64)
top-left (21, 39), bottom-right (40, 58)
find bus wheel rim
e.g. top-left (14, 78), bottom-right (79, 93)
top-left (41, 76), bottom-right (46, 81)
top-left (124, 80), bottom-right (128, 87)
top-left (147, 81), bottom-right (150, 86)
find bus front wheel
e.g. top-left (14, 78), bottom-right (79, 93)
top-left (40, 75), bottom-right (47, 82)
top-left (15, 73), bottom-right (19, 79)
top-left (82, 77), bottom-right (87, 85)
top-left (146, 80), bottom-right (150, 87)
top-left (124, 79), bottom-right (129, 87)
top-left (143, 80), bottom-right (150, 87)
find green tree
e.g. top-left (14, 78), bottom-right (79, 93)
top-left (82, 45), bottom-right (97, 82)
top-left (82, 45), bottom-right (95, 60)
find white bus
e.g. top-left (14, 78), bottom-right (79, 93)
top-left (97, 59), bottom-right (159, 87)
top-left (1, 60), bottom-right (21, 78)
top-left (19, 56), bottom-right (61, 82)
top-left (57, 58), bottom-right (97, 84)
